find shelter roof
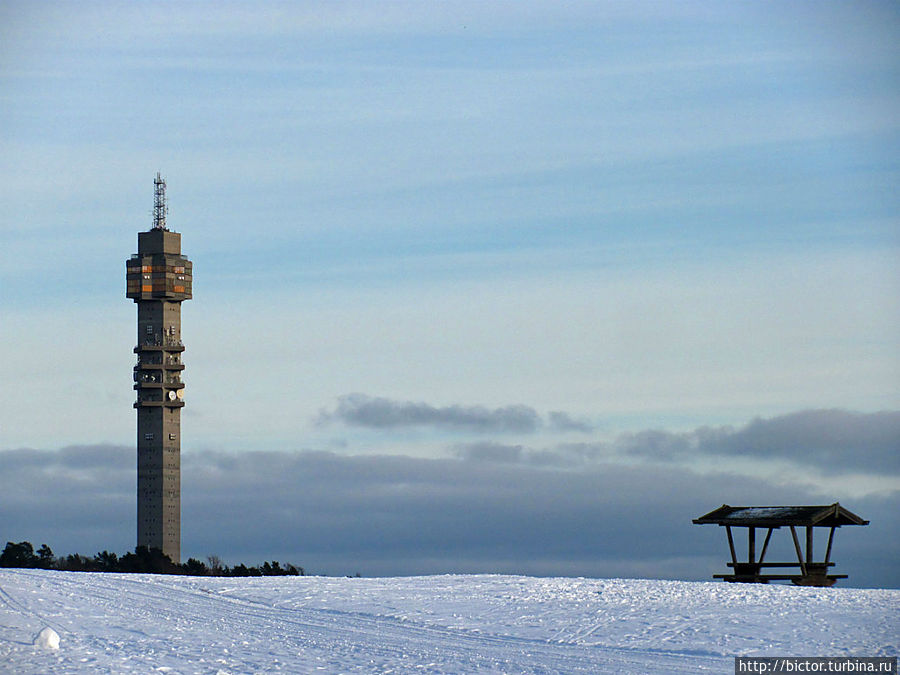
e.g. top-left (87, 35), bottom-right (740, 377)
top-left (693, 503), bottom-right (868, 527)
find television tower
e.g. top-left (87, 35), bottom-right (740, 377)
top-left (125, 173), bottom-right (192, 562)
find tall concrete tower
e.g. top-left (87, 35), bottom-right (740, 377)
top-left (125, 173), bottom-right (192, 563)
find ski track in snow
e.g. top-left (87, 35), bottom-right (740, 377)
top-left (0, 570), bottom-right (896, 674)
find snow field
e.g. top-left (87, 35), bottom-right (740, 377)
top-left (0, 569), bottom-right (896, 674)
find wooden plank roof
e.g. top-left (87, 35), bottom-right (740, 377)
top-left (693, 503), bottom-right (868, 527)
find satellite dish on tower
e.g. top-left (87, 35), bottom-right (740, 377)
top-left (168, 390), bottom-right (177, 401)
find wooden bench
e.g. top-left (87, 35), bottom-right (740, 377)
top-left (715, 562), bottom-right (847, 586)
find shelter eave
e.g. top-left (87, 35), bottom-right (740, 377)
top-left (692, 503), bottom-right (868, 528)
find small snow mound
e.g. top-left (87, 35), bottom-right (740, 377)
top-left (34, 627), bottom-right (60, 650)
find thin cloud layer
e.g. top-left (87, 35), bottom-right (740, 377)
top-left (316, 394), bottom-right (595, 434)
top-left (317, 394), bottom-right (542, 433)
top-left (453, 441), bottom-right (586, 468)
top-left (452, 442), bottom-right (525, 464)
top-left (447, 409), bottom-right (900, 477)
top-left (547, 411), bottom-right (593, 433)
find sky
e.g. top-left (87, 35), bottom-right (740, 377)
top-left (1, 1), bottom-right (898, 586)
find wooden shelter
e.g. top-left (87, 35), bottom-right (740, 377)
top-left (693, 503), bottom-right (868, 586)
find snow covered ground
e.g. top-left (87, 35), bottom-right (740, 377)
top-left (0, 570), bottom-right (896, 674)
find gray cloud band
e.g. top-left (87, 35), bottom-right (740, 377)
top-left (1, 430), bottom-right (897, 586)
top-left (614, 409), bottom-right (900, 474)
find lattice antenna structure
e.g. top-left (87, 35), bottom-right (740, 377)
top-left (152, 172), bottom-right (168, 231)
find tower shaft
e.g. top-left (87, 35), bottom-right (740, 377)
top-left (126, 200), bottom-right (192, 563)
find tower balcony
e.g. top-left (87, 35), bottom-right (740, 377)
top-left (134, 400), bottom-right (185, 409)
top-left (134, 386), bottom-right (185, 406)
top-left (134, 361), bottom-right (185, 372)
top-left (134, 380), bottom-right (184, 390)
top-left (134, 340), bottom-right (185, 353)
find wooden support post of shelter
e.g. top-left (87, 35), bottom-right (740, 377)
top-left (693, 503), bottom-right (868, 587)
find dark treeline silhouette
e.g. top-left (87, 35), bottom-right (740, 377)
top-left (0, 541), bottom-right (304, 577)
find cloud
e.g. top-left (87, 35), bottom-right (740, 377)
top-left (606, 409), bottom-right (900, 475)
top-left (548, 411), bottom-right (594, 432)
top-left (316, 394), bottom-right (594, 435)
top-left (452, 442), bottom-right (523, 464)
top-left (696, 409), bottom-right (900, 473)
top-left (317, 394), bottom-right (542, 433)
top-left (453, 441), bottom-right (587, 468)
top-left (0, 444), bottom-right (134, 553)
top-left (615, 429), bottom-right (693, 461)
top-left (1, 444), bottom-right (896, 587)
top-left (316, 403), bottom-right (900, 478)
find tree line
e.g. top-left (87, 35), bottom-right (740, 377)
top-left (0, 541), bottom-right (304, 577)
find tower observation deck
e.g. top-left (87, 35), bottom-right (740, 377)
top-left (125, 173), bottom-right (192, 563)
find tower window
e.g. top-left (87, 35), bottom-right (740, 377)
top-left (144, 433), bottom-right (154, 440)
top-left (169, 433), bottom-right (176, 440)
top-left (146, 325), bottom-right (153, 334)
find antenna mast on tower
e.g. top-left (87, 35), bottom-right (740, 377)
top-left (152, 172), bottom-right (168, 231)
